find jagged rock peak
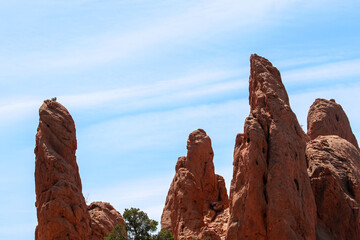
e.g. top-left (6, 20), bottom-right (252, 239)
top-left (226, 54), bottom-right (316, 240)
top-left (34, 100), bottom-right (92, 240)
top-left (88, 201), bottom-right (126, 240)
top-left (249, 54), bottom-right (288, 110)
top-left (307, 135), bottom-right (360, 239)
top-left (307, 98), bottom-right (359, 148)
top-left (161, 129), bottom-right (229, 240)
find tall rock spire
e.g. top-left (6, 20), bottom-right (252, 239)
top-left (34, 100), bottom-right (128, 240)
top-left (34, 100), bottom-right (91, 240)
top-left (226, 54), bottom-right (317, 240)
top-left (161, 129), bottom-right (229, 240)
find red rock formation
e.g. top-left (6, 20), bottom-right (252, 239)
top-left (199, 208), bottom-right (229, 240)
top-left (35, 100), bottom-right (126, 240)
top-left (307, 135), bottom-right (360, 240)
top-left (161, 129), bottom-right (229, 240)
top-left (307, 98), bottom-right (359, 148)
top-left (89, 201), bottom-right (126, 240)
top-left (226, 54), bottom-right (317, 240)
top-left (34, 100), bottom-right (92, 240)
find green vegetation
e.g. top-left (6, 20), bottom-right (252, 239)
top-left (104, 207), bottom-right (211, 240)
top-left (155, 229), bottom-right (174, 240)
top-left (104, 225), bottom-right (127, 240)
top-left (105, 208), bottom-right (174, 240)
top-left (123, 207), bottom-right (158, 240)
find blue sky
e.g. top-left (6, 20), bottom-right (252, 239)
top-left (1, 0), bottom-right (360, 239)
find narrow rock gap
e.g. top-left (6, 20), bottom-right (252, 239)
top-left (263, 174), bottom-right (268, 204)
top-left (294, 179), bottom-right (299, 191)
top-left (263, 120), bottom-right (271, 235)
top-left (203, 162), bottom-right (208, 177)
top-left (266, 123), bottom-right (270, 166)
top-left (346, 176), bottom-right (355, 198)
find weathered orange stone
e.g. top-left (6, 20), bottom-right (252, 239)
top-left (226, 54), bottom-right (317, 240)
top-left (161, 129), bottom-right (229, 240)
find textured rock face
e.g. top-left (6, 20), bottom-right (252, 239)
top-left (307, 135), bottom-right (360, 240)
top-left (35, 100), bottom-right (126, 240)
top-left (307, 98), bottom-right (359, 148)
top-left (226, 55), bottom-right (317, 240)
top-left (199, 208), bottom-right (229, 240)
top-left (161, 129), bottom-right (229, 240)
top-left (89, 201), bottom-right (126, 240)
top-left (34, 100), bottom-right (91, 240)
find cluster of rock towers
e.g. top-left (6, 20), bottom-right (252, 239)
top-left (34, 55), bottom-right (360, 240)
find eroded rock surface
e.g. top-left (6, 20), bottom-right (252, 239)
top-left (226, 54), bottom-right (317, 240)
top-left (34, 100), bottom-right (92, 240)
top-left (307, 98), bottom-right (359, 148)
top-left (307, 135), bottom-right (360, 240)
top-left (89, 201), bottom-right (126, 240)
top-left (161, 129), bottom-right (229, 240)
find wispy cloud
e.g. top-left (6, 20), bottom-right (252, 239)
top-left (2, 56), bottom-right (360, 127)
top-left (0, 69), bottom-right (244, 124)
top-left (283, 58), bottom-right (360, 84)
top-left (60, 70), bottom-right (245, 109)
top-left (0, 100), bottom-right (39, 127)
top-left (0, 0), bottom-right (300, 74)
top-left (78, 99), bottom-right (248, 152)
top-left (276, 56), bottom-right (340, 69)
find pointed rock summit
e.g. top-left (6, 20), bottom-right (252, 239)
top-left (161, 129), bottom-right (229, 240)
top-left (35, 100), bottom-right (92, 240)
top-left (307, 98), bottom-right (359, 148)
top-left (226, 54), bottom-right (317, 240)
top-left (34, 100), bottom-right (125, 240)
